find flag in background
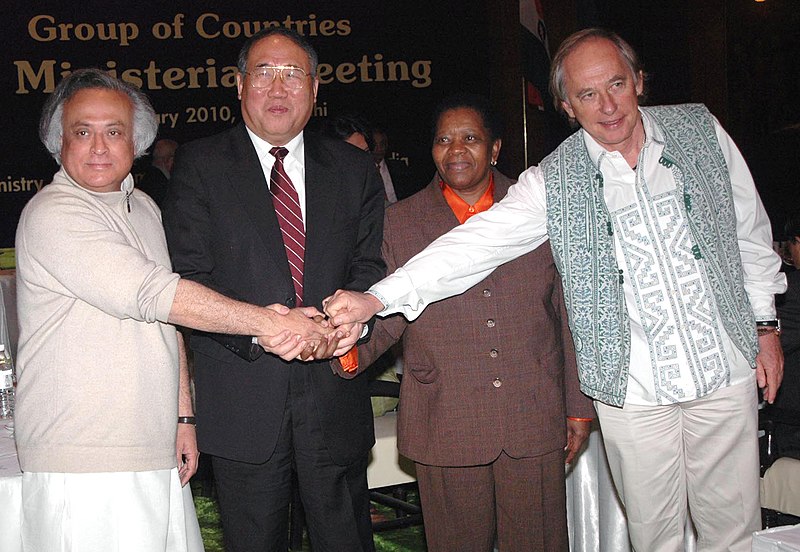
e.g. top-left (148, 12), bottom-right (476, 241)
top-left (520, 0), bottom-right (550, 111)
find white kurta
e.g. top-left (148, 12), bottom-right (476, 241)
top-left (21, 468), bottom-right (203, 552)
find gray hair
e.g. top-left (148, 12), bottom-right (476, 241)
top-left (549, 28), bottom-right (645, 116)
top-left (237, 27), bottom-right (318, 78)
top-left (39, 68), bottom-right (158, 163)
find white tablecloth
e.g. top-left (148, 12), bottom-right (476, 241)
top-left (367, 411), bottom-right (415, 489)
top-left (566, 423), bottom-right (698, 552)
top-left (0, 422), bottom-right (22, 552)
top-left (0, 273), bottom-right (22, 551)
top-left (753, 524), bottom-right (800, 551)
top-left (0, 273), bottom-right (18, 359)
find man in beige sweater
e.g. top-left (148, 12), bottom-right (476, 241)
top-left (14, 68), bottom-right (339, 552)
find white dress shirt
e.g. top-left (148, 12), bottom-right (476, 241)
top-left (246, 127), bottom-right (307, 225)
top-left (378, 160), bottom-right (398, 204)
top-left (369, 109), bottom-right (786, 405)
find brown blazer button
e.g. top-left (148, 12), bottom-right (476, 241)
top-left (486, 319), bottom-right (496, 328)
top-left (489, 348), bottom-right (499, 358)
top-left (492, 378), bottom-right (502, 388)
top-left (483, 289), bottom-right (492, 297)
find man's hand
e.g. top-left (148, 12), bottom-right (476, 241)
top-left (328, 322), bottom-right (364, 357)
top-left (323, 290), bottom-right (384, 326)
top-left (565, 418), bottom-right (591, 464)
top-left (305, 310), bottom-right (344, 360)
top-left (257, 305), bottom-right (330, 361)
top-left (176, 423), bottom-right (199, 486)
top-left (756, 331), bottom-right (784, 403)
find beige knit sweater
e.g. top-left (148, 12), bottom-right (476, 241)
top-left (14, 168), bottom-right (180, 473)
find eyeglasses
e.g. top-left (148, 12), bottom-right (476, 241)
top-left (244, 66), bottom-right (310, 90)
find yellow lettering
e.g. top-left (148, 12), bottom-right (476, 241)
top-left (196, 12), bottom-right (220, 39)
top-left (14, 59), bottom-right (56, 93)
top-left (162, 67), bottom-right (186, 89)
top-left (335, 62), bottom-right (356, 84)
top-left (316, 63), bottom-right (333, 85)
top-left (28, 14), bottom-right (57, 41)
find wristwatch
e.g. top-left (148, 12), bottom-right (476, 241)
top-left (756, 319), bottom-right (781, 336)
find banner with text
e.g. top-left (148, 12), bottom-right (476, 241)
top-left (0, 1), bottom-right (489, 247)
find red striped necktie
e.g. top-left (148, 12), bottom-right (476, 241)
top-left (269, 146), bottom-right (305, 306)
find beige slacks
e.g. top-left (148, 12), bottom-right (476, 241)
top-left (595, 378), bottom-right (761, 552)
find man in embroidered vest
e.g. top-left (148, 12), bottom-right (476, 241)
top-left (323, 28), bottom-right (786, 552)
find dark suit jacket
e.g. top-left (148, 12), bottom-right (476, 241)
top-left (137, 165), bottom-right (169, 207)
top-left (341, 170), bottom-right (593, 466)
top-left (776, 269), bottom-right (800, 412)
top-left (384, 158), bottom-right (417, 200)
top-left (162, 123), bottom-right (385, 465)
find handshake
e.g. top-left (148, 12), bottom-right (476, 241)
top-left (257, 289), bottom-right (384, 361)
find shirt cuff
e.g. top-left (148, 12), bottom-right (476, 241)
top-left (365, 289), bottom-right (390, 318)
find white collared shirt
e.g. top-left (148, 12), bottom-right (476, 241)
top-left (378, 160), bottom-right (398, 204)
top-left (245, 127), bottom-right (307, 225)
top-left (588, 111), bottom-right (750, 404)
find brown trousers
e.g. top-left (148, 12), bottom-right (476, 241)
top-left (416, 449), bottom-right (568, 552)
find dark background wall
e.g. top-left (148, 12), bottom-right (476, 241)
top-left (0, 1), bottom-right (491, 247)
top-left (490, 0), bottom-right (799, 235)
top-left (1, 1), bottom-right (798, 247)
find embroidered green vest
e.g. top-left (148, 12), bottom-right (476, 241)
top-left (541, 104), bottom-right (757, 406)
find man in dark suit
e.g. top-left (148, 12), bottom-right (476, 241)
top-left (137, 138), bottom-right (177, 207)
top-left (371, 127), bottom-right (415, 202)
top-left (162, 28), bottom-right (384, 552)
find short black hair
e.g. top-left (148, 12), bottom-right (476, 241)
top-left (321, 113), bottom-right (374, 151)
top-left (431, 93), bottom-right (503, 142)
top-left (780, 213), bottom-right (800, 242)
top-left (237, 27), bottom-right (318, 77)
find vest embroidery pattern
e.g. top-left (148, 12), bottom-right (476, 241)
top-left (542, 104), bottom-right (757, 406)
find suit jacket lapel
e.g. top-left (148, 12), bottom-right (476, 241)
top-left (226, 124), bottom-right (294, 287)
top-left (419, 174), bottom-right (461, 243)
top-left (302, 133), bottom-right (339, 302)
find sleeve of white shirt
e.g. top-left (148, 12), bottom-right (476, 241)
top-left (715, 119), bottom-right (787, 318)
top-left (369, 167), bottom-right (550, 320)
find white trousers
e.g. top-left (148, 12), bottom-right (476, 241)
top-left (21, 468), bottom-right (204, 552)
top-left (595, 378), bottom-right (760, 552)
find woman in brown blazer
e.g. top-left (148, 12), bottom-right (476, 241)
top-left (335, 94), bottom-right (594, 552)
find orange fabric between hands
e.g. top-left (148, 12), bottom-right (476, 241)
top-left (339, 347), bottom-right (359, 373)
top-left (440, 173), bottom-right (495, 224)
top-left (567, 417), bottom-right (593, 422)
top-left (335, 175), bottom-right (496, 372)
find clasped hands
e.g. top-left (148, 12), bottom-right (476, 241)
top-left (257, 290), bottom-right (384, 361)
top-left (256, 303), bottom-right (362, 361)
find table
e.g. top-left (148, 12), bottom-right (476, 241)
top-left (753, 524), bottom-right (800, 551)
top-left (0, 421), bottom-right (22, 552)
top-left (0, 272), bottom-right (18, 360)
top-left (367, 411), bottom-right (415, 489)
top-left (0, 273), bottom-right (20, 551)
